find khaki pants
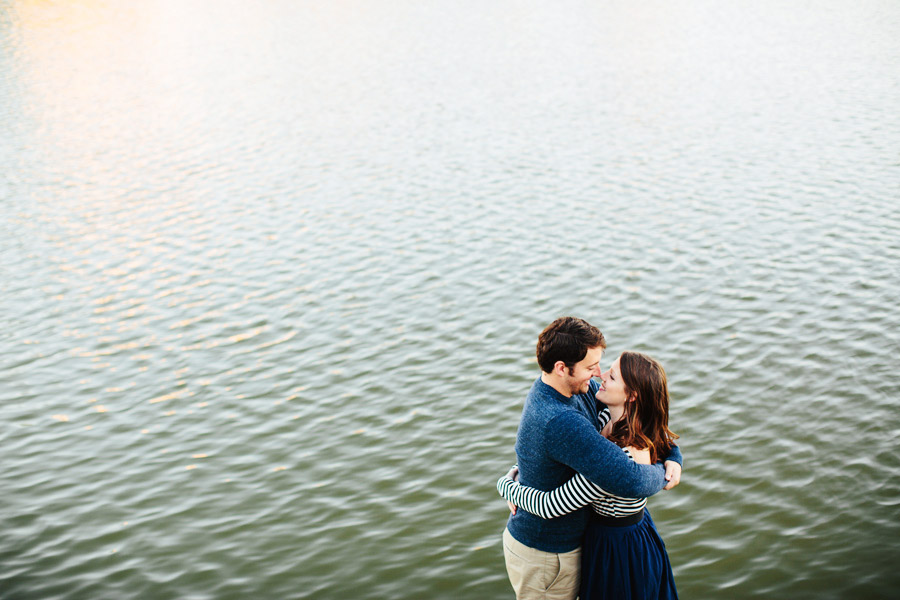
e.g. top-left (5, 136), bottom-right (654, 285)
top-left (502, 528), bottom-right (581, 600)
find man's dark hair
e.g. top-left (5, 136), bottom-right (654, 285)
top-left (536, 317), bottom-right (606, 374)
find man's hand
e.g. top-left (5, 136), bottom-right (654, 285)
top-left (505, 466), bottom-right (519, 514)
top-left (663, 460), bottom-right (682, 490)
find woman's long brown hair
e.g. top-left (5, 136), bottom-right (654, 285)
top-left (606, 351), bottom-right (679, 463)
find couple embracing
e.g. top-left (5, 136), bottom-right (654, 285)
top-left (497, 317), bottom-right (683, 600)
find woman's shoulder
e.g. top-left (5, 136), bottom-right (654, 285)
top-left (623, 446), bottom-right (651, 465)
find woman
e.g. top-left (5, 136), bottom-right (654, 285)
top-left (498, 351), bottom-right (680, 600)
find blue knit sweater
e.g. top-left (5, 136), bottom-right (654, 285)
top-left (505, 377), bottom-right (683, 553)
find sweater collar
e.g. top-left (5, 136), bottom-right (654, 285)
top-left (535, 377), bottom-right (576, 406)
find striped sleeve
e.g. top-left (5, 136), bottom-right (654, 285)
top-left (597, 406), bottom-right (611, 430)
top-left (496, 471), bottom-right (609, 519)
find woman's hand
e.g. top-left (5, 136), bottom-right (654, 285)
top-left (663, 460), bottom-right (682, 490)
top-left (506, 466), bottom-right (519, 515)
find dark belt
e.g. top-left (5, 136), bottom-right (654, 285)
top-left (593, 508), bottom-right (645, 527)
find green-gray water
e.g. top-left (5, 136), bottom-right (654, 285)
top-left (2, 0), bottom-right (899, 598)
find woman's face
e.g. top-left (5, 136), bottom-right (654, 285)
top-left (596, 355), bottom-right (630, 407)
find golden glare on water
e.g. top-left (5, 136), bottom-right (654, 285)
top-left (11, 0), bottom-right (236, 210)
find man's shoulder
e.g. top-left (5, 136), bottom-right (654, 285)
top-left (545, 405), bottom-right (591, 431)
top-left (523, 382), bottom-right (570, 416)
top-left (519, 387), bottom-right (583, 435)
top-left (522, 400), bottom-right (590, 435)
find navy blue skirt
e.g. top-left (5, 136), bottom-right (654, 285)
top-left (579, 509), bottom-right (678, 600)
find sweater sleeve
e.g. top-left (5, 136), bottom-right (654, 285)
top-left (662, 442), bottom-right (683, 466)
top-left (497, 472), bottom-right (606, 519)
top-left (545, 410), bottom-right (666, 498)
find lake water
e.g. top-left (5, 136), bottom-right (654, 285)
top-left (1, 0), bottom-right (899, 598)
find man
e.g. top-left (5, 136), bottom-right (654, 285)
top-left (502, 317), bottom-right (682, 600)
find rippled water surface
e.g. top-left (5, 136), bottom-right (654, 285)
top-left (2, 0), bottom-right (899, 598)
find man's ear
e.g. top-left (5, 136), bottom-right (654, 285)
top-left (553, 361), bottom-right (568, 377)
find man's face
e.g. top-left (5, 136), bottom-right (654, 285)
top-left (563, 345), bottom-right (604, 396)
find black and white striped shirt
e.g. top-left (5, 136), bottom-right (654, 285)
top-left (497, 407), bottom-right (648, 519)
